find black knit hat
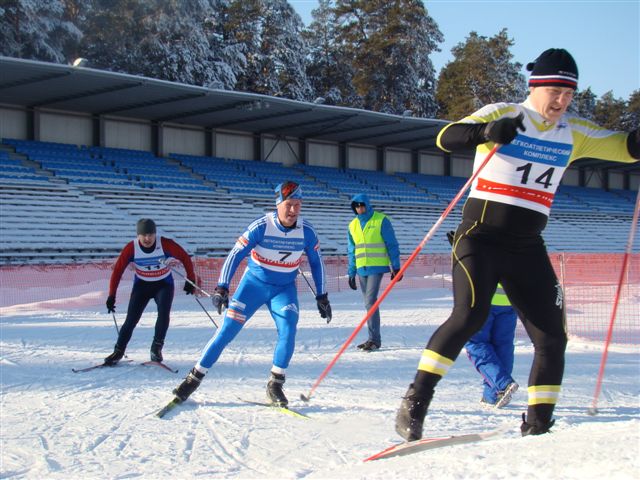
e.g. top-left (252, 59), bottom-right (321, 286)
top-left (136, 218), bottom-right (156, 235)
top-left (527, 48), bottom-right (578, 90)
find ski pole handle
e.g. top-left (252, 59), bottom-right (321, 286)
top-left (160, 259), bottom-right (212, 297)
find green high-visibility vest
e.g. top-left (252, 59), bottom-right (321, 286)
top-left (349, 211), bottom-right (390, 268)
top-left (491, 283), bottom-right (511, 306)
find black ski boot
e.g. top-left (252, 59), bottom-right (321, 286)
top-left (266, 372), bottom-right (288, 407)
top-left (104, 346), bottom-right (125, 366)
top-left (150, 340), bottom-right (164, 362)
top-left (395, 383), bottom-right (433, 441)
top-left (520, 413), bottom-right (555, 436)
top-left (173, 367), bottom-right (205, 402)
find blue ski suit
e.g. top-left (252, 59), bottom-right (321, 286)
top-left (464, 284), bottom-right (518, 404)
top-left (197, 211), bottom-right (327, 371)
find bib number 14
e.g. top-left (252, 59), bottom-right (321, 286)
top-left (516, 163), bottom-right (555, 189)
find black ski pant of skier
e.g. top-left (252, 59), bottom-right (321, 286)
top-left (412, 199), bottom-right (567, 426)
top-left (115, 279), bottom-right (175, 351)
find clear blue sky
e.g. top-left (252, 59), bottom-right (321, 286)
top-left (290, 0), bottom-right (639, 100)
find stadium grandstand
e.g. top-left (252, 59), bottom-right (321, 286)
top-left (1, 56), bottom-right (638, 343)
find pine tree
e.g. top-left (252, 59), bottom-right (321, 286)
top-left (593, 91), bottom-right (627, 131)
top-left (135, 0), bottom-right (223, 86)
top-left (304, 0), bottom-right (358, 106)
top-left (436, 29), bottom-right (526, 121)
top-left (622, 90), bottom-right (640, 131)
top-left (332, 0), bottom-right (442, 115)
top-left (79, 0), bottom-right (152, 74)
top-left (228, 0), bottom-right (311, 100)
top-left (571, 87), bottom-right (597, 120)
top-left (0, 0), bottom-right (82, 63)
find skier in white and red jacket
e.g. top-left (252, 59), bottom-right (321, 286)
top-left (104, 218), bottom-right (195, 365)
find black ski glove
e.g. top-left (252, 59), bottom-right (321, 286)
top-left (183, 280), bottom-right (195, 295)
top-left (106, 295), bottom-right (116, 313)
top-left (316, 293), bottom-right (332, 323)
top-left (483, 113), bottom-right (525, 145)
top-left (212, 286), bottom-right (229, 314)
top-left (348, 276), bottom-right (357, 290)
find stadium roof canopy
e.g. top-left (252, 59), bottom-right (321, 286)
top-left (0, 56), bottom-right (637, 174)
top-left (0, 56), bottom-right (447, 153)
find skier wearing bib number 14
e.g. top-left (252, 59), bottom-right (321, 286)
top-left (171, 181), bottom-right (331, 408)
top-left (395, 48), bottom-right (640, 441)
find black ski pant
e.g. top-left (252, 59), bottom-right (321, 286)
top-left (116, 279), bottom-right (175, 351)
top-left (413, 202), bottom-right (567, 425)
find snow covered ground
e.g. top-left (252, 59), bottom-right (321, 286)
top-left (1, 288), bottom-right (638, 479)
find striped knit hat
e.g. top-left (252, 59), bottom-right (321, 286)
top-left (527, 48), bottom-right (578, 90)
top-left (275, 181), bottom-right (302, 205)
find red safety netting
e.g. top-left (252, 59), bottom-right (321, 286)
top-left (1, 253), bottom-right (637, 345)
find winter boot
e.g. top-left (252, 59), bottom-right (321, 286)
top-left (150, 340), bottom-right (164, 362)
top-left (395, 383), bottom-right (433, 441)
top-left (104, 346), bottom-right (125, 366)
top-left (359, 340), bottom-right (380, 351)
top-left (520, 413), bottom-right (555, 436)
top-left (172, 367), bottom-right (205, 402)
top-left (266, 372), bottom-right (288, 407)
top-left (495, 382), bottom-right (519, 408)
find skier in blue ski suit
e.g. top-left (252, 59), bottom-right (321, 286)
top-left (171, 181), bottom-right (331, 407)
top-left (465, 284), bottom-right (519, 407)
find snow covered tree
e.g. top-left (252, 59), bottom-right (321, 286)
top-left (332, 0), bottom-right (442, 115)
top-left (225, 0), bottom-right (311, 100)
top-left (303, 0), bottom-right (358, 107)
top-left (134, 1), bottom-right (218, 85)
top-left (78, 0), bottom-right (247, 89)
top-left (570, 87), bottom-right (597, 120)
top-left (436, 29), bottom-right (526, 121)
top-left (79, 0), bottom-right (153, 74)
top-left (622, 89), bottom-right (640, 131)
top-left (0, 0), bottom-right (83, 63)
top-left (593, 91), bottom-right (627, 131)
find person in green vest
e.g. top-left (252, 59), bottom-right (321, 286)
top-left (347, 193), bottom-right (401, 351)
top-left (464, 282), bottom-right (519, 408)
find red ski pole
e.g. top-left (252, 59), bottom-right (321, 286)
top-left (301, 144), bottom-right (500, 402)
top-left (588, 189), bottom-right (640, 415)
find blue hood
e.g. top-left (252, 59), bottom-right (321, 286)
top-left (351, 193), bottom-right (374, 222)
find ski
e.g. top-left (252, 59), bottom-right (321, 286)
top-left (140, 361), bottom-right (179, 373)
top-left (238, 397), bottom-right (310, 419)
top-left (156, 397), bottom-right (183, 418)
top-left (363, 429), bottom-right (504, 462)
top-left (72, 359), bottom-right (133, 373)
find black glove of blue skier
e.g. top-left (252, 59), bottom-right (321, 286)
top-left (316, 293), bottom-right (332, 323)
top-left (212, 286), bottom-right (229, 314)
top-left (348, 276), bottom-right (357, 290)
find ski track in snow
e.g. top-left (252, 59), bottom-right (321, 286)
top-left (1, 288), bottom-right (639, 479)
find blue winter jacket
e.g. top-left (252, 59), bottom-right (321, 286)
top-left (347, 193), bottom-right (401, 277)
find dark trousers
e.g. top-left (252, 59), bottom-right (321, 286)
top-left (116, 279), bottom-right (175, 350)
top-left (416, 217), bottom-right (567, 424)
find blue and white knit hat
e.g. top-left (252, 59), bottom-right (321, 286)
top-left (275, 181), bottom-right (303, 205)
